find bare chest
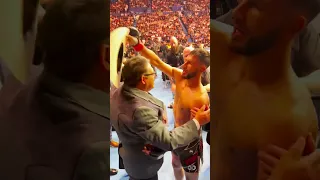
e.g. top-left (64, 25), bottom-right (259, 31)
top-left (211, 64), bottom-right (315, 180)
top-left (174, 82), bottom-right (208, 125)
top-left (211, 62), bottom-right (310, 148)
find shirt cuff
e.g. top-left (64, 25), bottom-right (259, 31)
top-left (192, 119), bottom-right (200, 130)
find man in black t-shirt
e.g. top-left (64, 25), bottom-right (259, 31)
top-left (166, 36), bottom-right (184, 67)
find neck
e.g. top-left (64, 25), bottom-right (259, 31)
top-left (136, 84), bottom-right (148, 92)
top-left (245, 40), bottom-right (292, 85)
top-left (186, 74), bottom-right (202, 88)
top-left (84, 69), bottom-right (109, 93)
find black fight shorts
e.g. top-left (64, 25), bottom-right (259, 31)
top-left (173, 138), bottom-right (203, 173)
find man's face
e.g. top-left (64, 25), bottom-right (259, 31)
top-left (170, 37), bottom-right (178, 49)
top-left (142, 63), bottom-right (156, 91)
top-left (182, 55), bottom-right (204, 79)
top-left (229, 0), bottom-right (300, 56)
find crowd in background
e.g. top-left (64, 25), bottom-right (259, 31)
top-left (151, 0), bottom-right (177, 12)
top-left (182, 14), bottom-right (210, 45)
top-left (110, 15), bottom-right (134, 31)
top-left (130, 0), bottom-right (148, 8)
top-left (110, 0), bottom-right (127, 13)
top-left (110, 0), bottom-right (210, 50)
top-left (136, 13), bottom-right (187, 45)
top-left (185, 0), bottom-right (210, 12)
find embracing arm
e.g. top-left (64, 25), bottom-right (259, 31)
top-left (132, 106), bottom-right (200, 151)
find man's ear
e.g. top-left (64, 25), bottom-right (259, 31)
top-left (100, 44), bottom-right (109, 71)
top-left (141, 76), bottom-right (147, 85)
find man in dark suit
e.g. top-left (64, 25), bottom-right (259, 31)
top-left (110, 56), bottom-right (210, 180)
top-left (0, 0), bottom-right (110, 179)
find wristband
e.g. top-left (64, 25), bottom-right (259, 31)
top-left (133, 43), bottom-right (144, 51)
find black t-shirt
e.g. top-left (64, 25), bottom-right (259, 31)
top-left (166, 45), bottom-right (184, 67)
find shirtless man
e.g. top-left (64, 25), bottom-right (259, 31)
top-left (127, 31), bottom-right (210, 180)
top-left (210, 0), bottom-right (320, 179)
top-left (169, 47), bottom-right (195, 108)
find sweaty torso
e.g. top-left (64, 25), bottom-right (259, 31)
top-left (173, 77), bottom-right (209, 127)
top-left (211, 53), bottom-right (318, 180)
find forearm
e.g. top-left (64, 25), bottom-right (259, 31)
top-left (139, 45), bottom-right (162, 67)
top-left (156, 120), bottom-right (199, 151)
top-left (134, 107), bottom-right (201, 151)
top-left (137, 119), bottom-right (200, 151)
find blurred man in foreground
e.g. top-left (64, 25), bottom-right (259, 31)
top-left (0, 0), bottom-right (110, 179)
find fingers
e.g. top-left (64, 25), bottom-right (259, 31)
top-left (190, 109), bottom-right (196, 114)
top-left (258, 160), bottom-right (273, 179)
top-left (258, 151), bottom-right (279, 170)
top-left (264, 144), bottom-right (287, 159)
top-left (287, 137), bottom-right (306, 160)
top-left (191, 111), bottom-right (197, 116)
top-left (192, 107), bottom-right (200, 111)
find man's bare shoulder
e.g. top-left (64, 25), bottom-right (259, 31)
top-left (172, 68), bottom-right (183, 81)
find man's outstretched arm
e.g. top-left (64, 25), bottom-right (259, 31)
top-left (127, 35), bottom-right (180, 80)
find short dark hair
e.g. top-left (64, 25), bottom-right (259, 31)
top-left (189, 48), bottom-right (210, 68)
top-left (291, 0), bottom-right (320, 23)
top-left (38, 0), bottom-right (109, 82)
top-left (121, 56), bottom-right (149, 87)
